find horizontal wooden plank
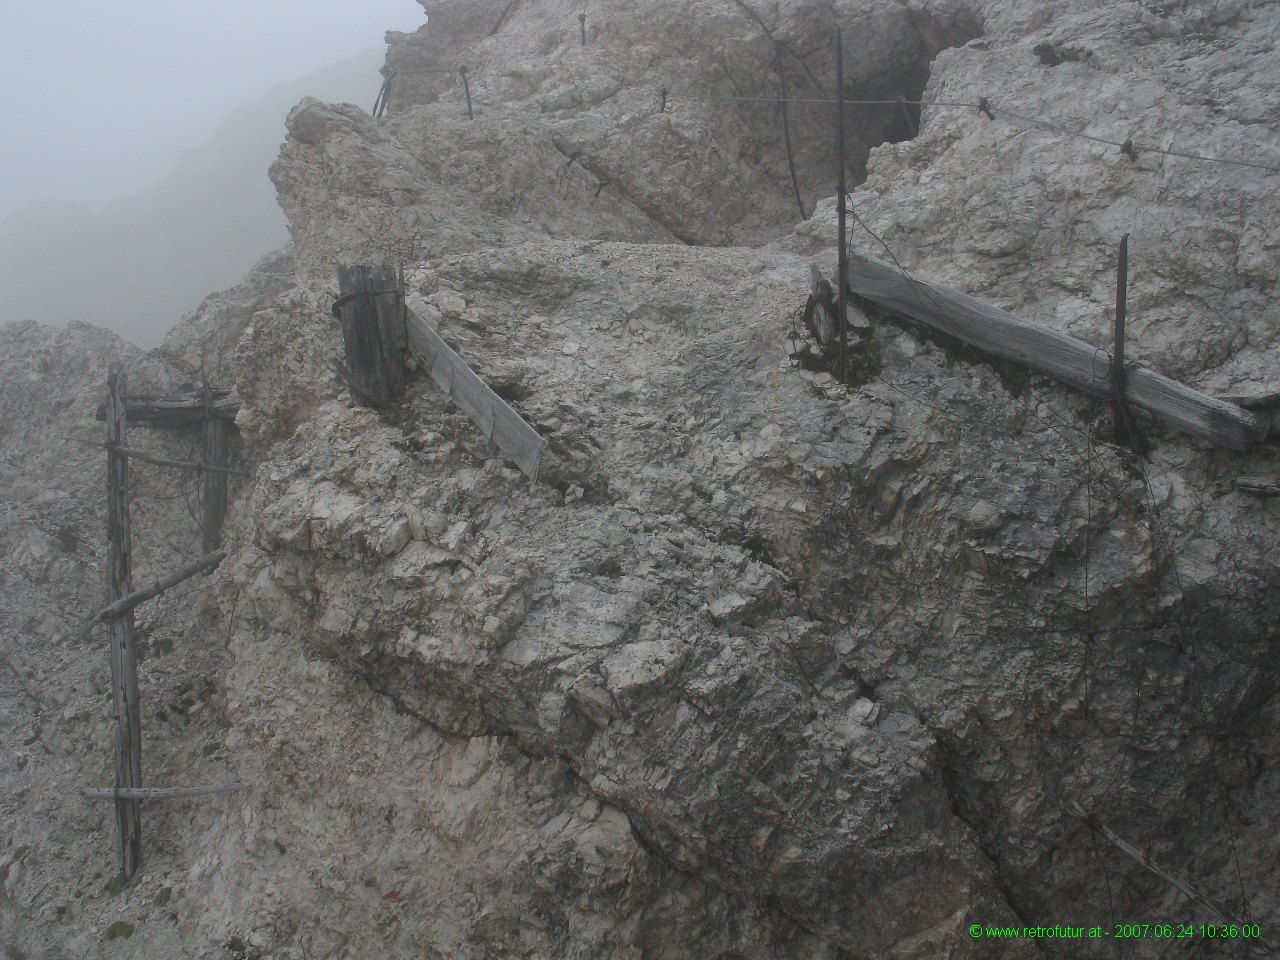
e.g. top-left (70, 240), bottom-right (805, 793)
top-left (847, 254), bottom-right (1266, 451)
top-left (1238, 477), bottom-right (1280, 496)
top-left (82, 783), bottom-right (241, 801)
top-left (95, 389), bottom-right (239, 428)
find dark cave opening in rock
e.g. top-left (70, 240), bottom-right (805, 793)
top-left (759, 5), bottom-right (985, 211)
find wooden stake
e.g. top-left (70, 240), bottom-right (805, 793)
top-left (835, 27), bottom-right (849, 380)
top-left (104, 370), bottom-right (143, 881)
top-left (1112, 233), bottom-right (1132, 447)
top-left (83, 783), bottom-right (241, 802)
top-left (92, 549), bottom-right (226, 623)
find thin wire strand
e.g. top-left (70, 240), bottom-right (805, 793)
top-left (413, 49), bottom-right (1280, 174)
top-left (671, 93), bottom-right (967, 106)
top-left (1118, 398), bottom-right (1260, 936)
top-left (666, 92), bottom-right (1280, 173)
top-left (993, 104), bottom-right (1280, 174)
top-left (835, 187), bottom-right (1267, 934)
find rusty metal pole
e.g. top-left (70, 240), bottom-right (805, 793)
top-left (459, 65), bottom-right (473, 120)
top-left (1111, 233), bottom-right (1130, 444)
top-left (835, 27), bottom-right (849, 380)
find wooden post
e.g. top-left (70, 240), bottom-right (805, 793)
top-left (578, 12), bottom-right (587, 45)
top-left (201, 379), bottom-right (229, 553)
top-left (1111, 234), bottom-right (1132, 446)
top-left (835, 27), bottom-right (849, 381)
top-left (378, 266), bottom-right (408, 396)
top-left (334, 265), bottom-right (407, 408)
top-left (104, 370), bottom-right (143, 881)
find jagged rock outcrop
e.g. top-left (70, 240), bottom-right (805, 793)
top-left (3, 1), bottom-right (1279, 958)
top-left (157, 247), bottom-right (296, 386)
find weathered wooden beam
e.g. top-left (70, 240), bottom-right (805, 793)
top-left (104, 370), bottom-right (143, 881)
top-left (1238, 477), bottom-right (1280, 496)
top-left (334, 264), bottom-right (406, 408)
top-left (83, 783), bottom-right (241, 802)
top-left (96, 389), bottom-right (239, 429)
top-left (92, 550), bottom-right (227, 623)
top-left (846, 254), bottom-right (1267, 451)
top-left (404, 306), bottom-right (549, 480)
top-left (63, 438), bottom-right (249, 477)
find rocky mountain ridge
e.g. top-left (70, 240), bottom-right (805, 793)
top-left (2, 1), bottom-right (1278, 958)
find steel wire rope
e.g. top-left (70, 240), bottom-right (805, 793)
top-left (987, 103), bottom-right (1280, 175)
top-left (841, 191), bottom-right (1131, 474)
top-left (1115, 398), bottom-right (1261, 944)
top-left (664, 89), bottom-right (1280, 173)
top-left (834, 196), bottom-right (1238, 933)
top-left (401, 49), bottom-right (1280, 172)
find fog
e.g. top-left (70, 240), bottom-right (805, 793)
top-left (0, 0), bottom-right (427, 346)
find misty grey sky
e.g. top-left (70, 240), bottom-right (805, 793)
top-left (0, 0), bottom-right (426, 220)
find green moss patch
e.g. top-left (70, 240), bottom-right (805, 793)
top-left (819, 339), bottom-right (883, 388)
top-left (104, 922), bottom-right (135, 941)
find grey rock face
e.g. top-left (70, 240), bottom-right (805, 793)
top-left (3, 0), bottom-right (1280, 958)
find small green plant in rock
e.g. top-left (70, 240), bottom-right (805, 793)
top-left (378, 403), bottom-right (418, 435)
top-left (104, 922), bottom-right (135, 941)
top-left (820, 340), bottom-right (883, 389)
